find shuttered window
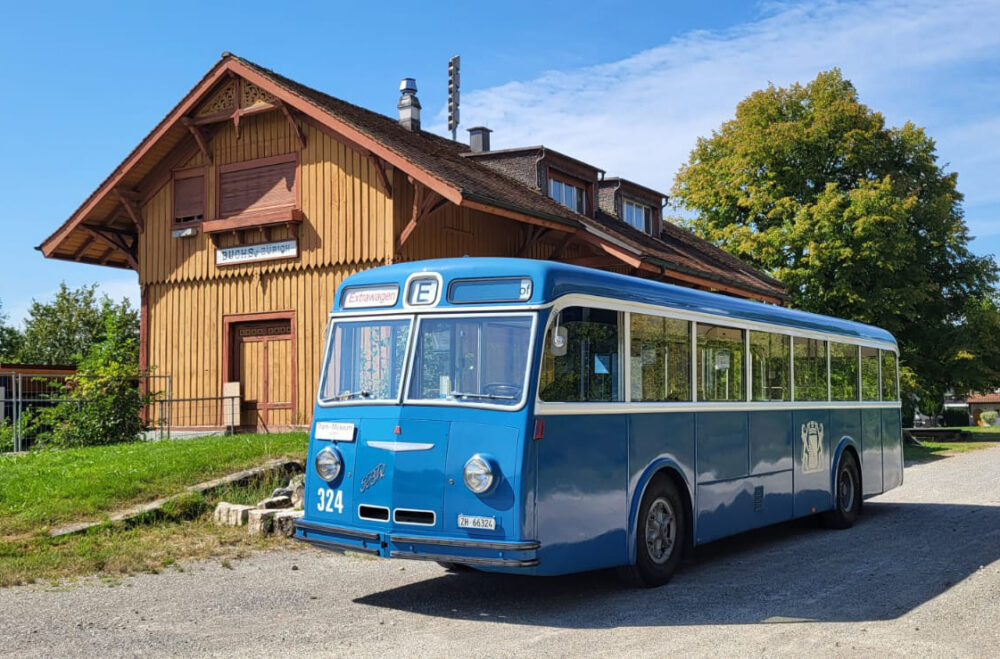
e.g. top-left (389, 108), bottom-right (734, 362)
top-left (173, 174), bottom-right (204, 224)
top-left (219, 157), bottom-right (297, 218)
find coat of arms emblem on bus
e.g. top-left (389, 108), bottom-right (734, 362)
top-left (801, 421), bottom-right (824, 474)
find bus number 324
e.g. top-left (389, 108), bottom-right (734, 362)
top-left (317, 488), bottom-right (343, 514)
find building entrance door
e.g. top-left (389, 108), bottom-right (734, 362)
top-left (229, 315), bottom-right (295, 430)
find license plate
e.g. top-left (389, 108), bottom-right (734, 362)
top-left (458, 514), bottom-right (496, 530)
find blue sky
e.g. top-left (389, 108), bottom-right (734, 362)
top-left (1, 0), bottom-right (998, 325)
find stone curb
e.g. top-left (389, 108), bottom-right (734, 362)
top-left (48, 458), bottom-right (304, 537)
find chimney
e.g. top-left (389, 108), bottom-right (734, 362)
top-left (467, 126), bottom-right (492, 153)
top-left (397, 78), bottom-right (421, 131)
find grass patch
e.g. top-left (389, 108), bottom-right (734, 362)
top-left (904, 439), bottom-right (1000, 464)
top-left (0, 432), bottom-right (306, 538)
top-left (0, 432), bottom-right (307, 588)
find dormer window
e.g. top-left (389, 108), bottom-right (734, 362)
top-left (548, 178), bottom-right (585, 214)
top-left (624, 200), bottom-right (652, 234)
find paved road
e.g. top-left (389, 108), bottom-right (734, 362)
top-left (3, 447), bottom-right (999, 658)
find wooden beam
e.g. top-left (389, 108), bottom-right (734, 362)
top-left (369, 155), bottom-right (393, 198)
top-left (81, 225), bottom-right (138, 270)
top-left (549, 231), bottom-right (580, 260)
top-left (517, 226), bottom-right (549, 257)
top-left (396, 185), bottom-right (447, 252)
top-left (462, 199), bottom-right (575, 233)
top-left (71, 236), bottom-right (95, 261)
top-left (180, 117), bottom-right (213, 164)
top-left (114, 188), bottom-right (144, 233)
top-left (278, 102), bottom-right (306, 149)
top-left (233, 77), bottom-right (242, 139)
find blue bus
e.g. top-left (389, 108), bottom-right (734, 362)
top-left (294, 258), bottom-right (902, 586)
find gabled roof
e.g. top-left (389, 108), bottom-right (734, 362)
top-left (968, 393), bottom-right (1000, 404)
top-left (39, 53), bottom-right (787, 303)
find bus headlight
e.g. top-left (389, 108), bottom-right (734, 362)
top-left (315, 447), bottom-right (343, 483)
top-left (463, 454), bottom-right (495, 494)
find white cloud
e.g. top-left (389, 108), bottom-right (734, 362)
top-left (432, 0), bottom-right (1000, 253)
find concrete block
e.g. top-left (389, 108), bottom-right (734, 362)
top-left (248, 508), bottom-right (277, 536)
top-left (213, 502), bottom-right (231, 525)
top-left (227, 504), bottom-right (255, 526)
top-left (271, 487), bottom-right (293, 499)
top-left (273, 510), bottom-right (304, 537)
top-left (257, 495), bottom-right (292, 509)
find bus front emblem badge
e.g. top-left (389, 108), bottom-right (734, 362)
top-left (360, 463), bottom-right (386, 493)
top-left (801, 421), bottom-right (824, 474)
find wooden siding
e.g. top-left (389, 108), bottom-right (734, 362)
top-left (145, 262), bottom-right (376, 427)
top-left (138, 112), bottom-right (393, 286)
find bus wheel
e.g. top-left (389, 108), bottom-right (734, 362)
top-left (822, 452), bottom-right (861, 529)
top-left (619, 477), bottom-right (686, 587)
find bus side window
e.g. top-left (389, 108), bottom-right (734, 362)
top-left (630, 313), bottom-right (691, 402)
top-left (881, 351), bottom-right (898, 400)
top-left (830, 342), bottom-right (859, 401)
top-left (860, 347), bottom-right (880, 401)
top-left (697, 323), bottom-right (745, 402)
top-left (750, 331), bottom-right (790, 401)
top-left (793, 337), bottom-right (828, 401)
top-left (540, 306), bottom-right (621, 402)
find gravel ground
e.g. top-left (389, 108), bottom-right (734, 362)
top-left (2, 447), bottom-right (999, 658)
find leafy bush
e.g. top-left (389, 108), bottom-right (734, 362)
top-left (0, 418), bottom-right (13, 453)
top-left (980, 410), bottom-right (998, 426)
top-left (31, 309), bottom-right (153, 448)
top-left (942, 407), bottom-right (970, 428)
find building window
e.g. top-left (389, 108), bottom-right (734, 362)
top-left (548, 177), bottom-right (585, 214)
top-left (624, 200), bottom-right (652, 234)
top-left (218, 154), bottom-right (298, 218)
top-left (173, 170), bottom-right (205, 225)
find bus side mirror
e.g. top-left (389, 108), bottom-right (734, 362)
top-left (550, 326), bottom-right (568, 357)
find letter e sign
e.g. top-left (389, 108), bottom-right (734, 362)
top-left (408, 276), bottom-right (440, 306)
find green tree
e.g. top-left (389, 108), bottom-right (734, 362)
top-left (33, 308), bottom-right (150, 448)
top-left (671, 69), bottom-right (999, 412)
top-left (0, 300), bottom-right (24, 361)
top-left (16, 283), bottom-right (138, 367)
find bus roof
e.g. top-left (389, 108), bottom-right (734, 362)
top-left (334, 258), bottom-right (897, 347)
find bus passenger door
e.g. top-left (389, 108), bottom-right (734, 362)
top-left (535, 413), bottom-right (629, 572)
top-left (861, 409), bottom-right (884, 495)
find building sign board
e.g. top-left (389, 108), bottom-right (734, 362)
top-left (216, 240), bottom-right (298, 266)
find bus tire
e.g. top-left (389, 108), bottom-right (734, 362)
top-left (821, 452), bottom-right (861, 529)
top-left (619, 476), bottom-right (686, 588)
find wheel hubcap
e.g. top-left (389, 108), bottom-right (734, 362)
top-left (839, 468), bottom-right (855, 512)
top-left (645, 498), bottom-right (677, 564)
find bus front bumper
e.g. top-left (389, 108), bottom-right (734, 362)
top-left (293, 519), bottom-right (540, 568)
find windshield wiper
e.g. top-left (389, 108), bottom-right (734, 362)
top-left (450, 391), bottom-right (517, 401)
top-left (339, 390), bottom-right (373, 400)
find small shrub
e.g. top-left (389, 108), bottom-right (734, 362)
top-left (0, 418), bottom-right (13, 453)
top-left (942, 407), bottom-right (970, 428)
top-left (980, 410), bottom-right (998, 426)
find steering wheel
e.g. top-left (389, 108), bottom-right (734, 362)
top-left (483, 383), bottom-right (522, 398)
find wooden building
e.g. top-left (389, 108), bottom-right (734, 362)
top-left (39, 54), bottom-right (785, 430)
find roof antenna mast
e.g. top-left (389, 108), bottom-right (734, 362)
top-left (447, 55), bottom-right (460, 141)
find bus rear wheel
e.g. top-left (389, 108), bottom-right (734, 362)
top-left (822, 452), bottom-right (861, 529)
top-left (619, 476), bottom-right (686, 588)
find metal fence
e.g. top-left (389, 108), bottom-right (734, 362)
top-left (1, 373), bottom-right (241, 452)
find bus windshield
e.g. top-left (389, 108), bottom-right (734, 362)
top-left (407, 315), bottom-right (534, 407)
top-left (320, 318), bottom-right (411, 402)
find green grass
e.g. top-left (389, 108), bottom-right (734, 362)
top-left (904, 439), bottom-right (1000, 463)
top-left (0, 432), bottom-right (307, 587)
top-left (933, 425), bottom-right (1000, 437)
top-left (0, 432), bottom-right (307, 538)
